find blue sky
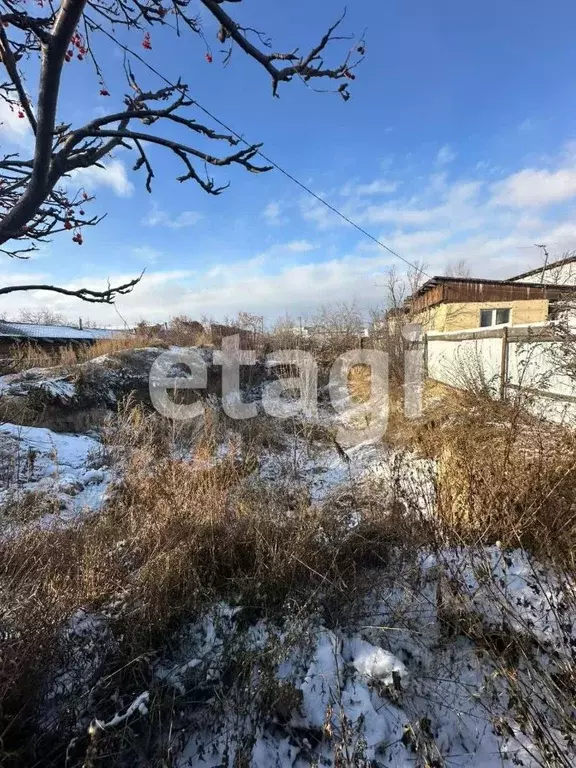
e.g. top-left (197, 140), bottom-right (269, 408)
top-left (2, 0), bottom-right (576, 324)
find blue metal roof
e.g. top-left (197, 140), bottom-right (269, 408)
top-left (0, 322), bottom-right (121, 341)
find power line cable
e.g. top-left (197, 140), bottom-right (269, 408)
top-left (90, 21), bottom-right (432, 278)
top-left (188, 101), bottom-right (431, 275)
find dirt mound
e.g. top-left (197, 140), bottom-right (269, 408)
top-left (0, 347), bottom-right (170, 431)
top-left (0, 347), bottom-right (275, 432)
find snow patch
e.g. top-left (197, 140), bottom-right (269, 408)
top-left (349, 637), bottom-right (408, 685)
top-left (0, 423), bottom-right (111, 527)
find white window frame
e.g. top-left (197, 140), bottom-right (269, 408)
top-left (479, 308), bottom-right (511, 327)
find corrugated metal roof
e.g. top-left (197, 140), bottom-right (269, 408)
top-left (0, 322), bottom-right (121, 341)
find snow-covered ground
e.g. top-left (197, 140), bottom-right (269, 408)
top-left (40, 546), bottom-right (576, 767)
top-left (2, 358), bottom-right (575, 766)
top-left (258, 436), bottom-right (435, 514)
top-left (0, 346), bottom-right (167, 410)
top-left (147, 546), bottom-right (576, 768)
top-left (0, 423), bottom-right (111, 527)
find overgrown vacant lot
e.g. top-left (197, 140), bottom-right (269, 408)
top-left (0, 349), bottom-right (575, 767)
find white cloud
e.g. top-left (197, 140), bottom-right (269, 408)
top-left (143, 204), bottom-right (203, 228)
top-left (301, 199), bottom-right (340, 230)
top-left (72, 159), bottom-right (134, 197)
top-left (0, 100), bottom-right (33, 148)
top-left (284, 240), bottom-right (315, 253)
top-left (386, 229), bottom-right (451, 253)
top-left (296, 142), bottom-right (576, 283)
top-left (475, 159), bottom-right (502, 177)
top-left (359, 179), bottom-right (483, 228)
top-left (491, 168), bottom-right (576, 208)
top-left (132, 246), bottom-right (162, 264)
top-left (341, 180), bottom-right (398, 197)
top-left (436, 144), bottom-right (457, 166)
top-left (262, 201), bottom-right (284, 225)
top-left (2, 213), bottom-right (574, 325)
top-left (9, 141), bottom-right (576, 325)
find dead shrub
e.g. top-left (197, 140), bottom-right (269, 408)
top-left (400, 384), bottom-right (576, 560)
top-left (3, 334), bottom-right (161, 376)
top-left (0, 489), bottom-right (62, 523)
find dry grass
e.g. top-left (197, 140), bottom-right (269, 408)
top-left (3, 334), bottom-right (164, 374)
top-left (0, 489), bottom-right (62, 523)
top-left (1, 343), bottom-right (576, 766)
top-left (380, 377), bottom-right (576, 766)
top-left (391, 378), bottom-right (576, 562)
top-left (79, 335), bottom-right (166, 362)
top-left (0, 401), bottom-right (408, 766)
top-left (347, 363), bottom-right (372, 403)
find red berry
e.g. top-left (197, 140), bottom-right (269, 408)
top-left (205, 53), bottom-right (213, 63)
top-left (142, 32), bottom-right (152, 50)
top-left (64, 220), bottom-right (72, 230)
top-left (79, 209), bottom-right (85, 216)
top-left (82, 192), bottom-right (89, 200)
top-left (17, 111), bottom-right (24, 119)
top-left (77, 54), bottom-right (83, 61)
top-left (99, 89), bottom-right (110, 96)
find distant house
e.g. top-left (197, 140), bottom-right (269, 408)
top-left (209, 323), bottom-right (253, 346)
top-left (404, 275), bottom-right (576, 333)
top-left (0, 321), bottom-right (123, 354)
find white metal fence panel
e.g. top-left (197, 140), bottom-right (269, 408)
top-left (427, 333), bottom-right (503, 396)
top-left (425, 327), bottom-right (576, 424)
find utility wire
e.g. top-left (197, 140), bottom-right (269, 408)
top-left (190, 101), bottom-right (431, 276)
top-left (89, 20), bottom-right (432, 278)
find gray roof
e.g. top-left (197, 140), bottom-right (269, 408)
top-left (509, 254), bottom-right (576, 282)
top-left (0, 322), bottom-right (121, 341)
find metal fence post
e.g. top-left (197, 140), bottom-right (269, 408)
top-left (499, 325), bottom-right (509, 400)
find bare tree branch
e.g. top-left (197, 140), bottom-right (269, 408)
top-left (0, 0), bottom-right (363, 303)
top-left (199, 2), bottom-right (362, 96)
top-left (0, 0), bottom-right (89, 241)
top-left (0, 25), bottom-right (37, 133)
top-left (0, 271), bottom-right (144, 303)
